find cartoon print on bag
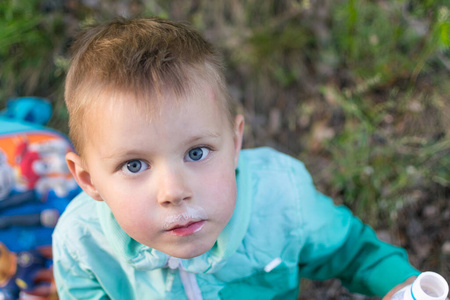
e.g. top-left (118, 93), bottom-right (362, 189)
top-left (14, 139), bottom-right (76, 198)
top-left (0, 149), bottom-right (14, 200)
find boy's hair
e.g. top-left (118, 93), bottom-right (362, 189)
top-left (65, 17), bottom-right (234, 155)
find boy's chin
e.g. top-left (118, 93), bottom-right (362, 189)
top-left (162, 240), bottom-right (216, 259)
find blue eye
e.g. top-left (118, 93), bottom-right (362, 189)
top-left (186, 147), bottom-right (210, 162)
top-left (122, 160), bottom-right (149, 174)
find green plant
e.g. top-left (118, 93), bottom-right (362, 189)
top-left (0, 0), bottom-right (67, 106)
top-left (330, 0), bottom-right (450, 84)
top-left (317, 83), bottom-right (449, 227)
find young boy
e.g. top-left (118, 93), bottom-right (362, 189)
top-left (53, 17), bottom-right (420, 299)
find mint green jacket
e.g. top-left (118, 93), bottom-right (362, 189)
top-left (53, 148), bottom-right (419, 299)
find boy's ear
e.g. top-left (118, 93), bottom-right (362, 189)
top-left (66, 152), bottom-right (103, 201)
top-left (233, 114), bottom-right (245, 168)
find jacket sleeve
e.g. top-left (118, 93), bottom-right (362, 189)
top-left (52, 233), bottom-right (109, 300)
top-left (293, 166), bottom-right (419, 297)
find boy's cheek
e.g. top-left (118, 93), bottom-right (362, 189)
top-left (207, 170), bottom-right (237, 214)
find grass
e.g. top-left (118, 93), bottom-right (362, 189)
top-left (315, 83), bottom-right (449, 227)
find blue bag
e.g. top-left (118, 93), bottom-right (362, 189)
top-left (0, 97), bottom-right (80, 253)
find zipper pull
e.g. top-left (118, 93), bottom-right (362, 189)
top-left (167, 256), bottom-right (180, 269)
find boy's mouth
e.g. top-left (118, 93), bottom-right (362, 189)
top-left (162, 207), bottom-right (207, 236)
top-left (166, 220), bottom-right (205, 236)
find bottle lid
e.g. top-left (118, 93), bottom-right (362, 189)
top-left (412, 271), bottom-right (449, 300)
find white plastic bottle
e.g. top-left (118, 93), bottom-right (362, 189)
top-left (391, 271), bottom-right (449, 300)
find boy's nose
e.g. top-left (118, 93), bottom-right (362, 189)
top-left (156, 166), bottom-right (192, 206)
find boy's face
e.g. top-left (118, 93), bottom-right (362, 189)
top-left (67, 85), bottom-right (244, 259)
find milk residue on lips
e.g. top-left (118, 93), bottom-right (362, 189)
top-left (162, 206), bottom-right (207, 230)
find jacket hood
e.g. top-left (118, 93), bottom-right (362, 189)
top-left (96, 153), bottom-right (252, 274)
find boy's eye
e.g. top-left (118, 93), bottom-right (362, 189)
top-left (186, 147), bottom-right (210, 162)
top-left (122, 160), bottom-right (149, 174)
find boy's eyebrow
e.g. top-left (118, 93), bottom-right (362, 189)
top-left (99, 131), bottom-right (221, 161)
top-left (184, 130), bottom-right (221, 144)
top-left (100, 150), bottom-right (146, 161)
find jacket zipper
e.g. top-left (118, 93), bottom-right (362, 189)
top-left (166, 256), bottom-right (203, 300)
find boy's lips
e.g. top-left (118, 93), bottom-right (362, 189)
top-left (166, 220), bottom-right (205, 236)
top-left (162, 206), bottom-right (208, 236)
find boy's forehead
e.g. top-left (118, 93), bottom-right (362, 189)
top-left (76, 71), bottom-right (234, 157)
top-left (91, 78), bottom-right (227, 120)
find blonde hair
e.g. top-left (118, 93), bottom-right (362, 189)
top-left (65, 17), bottom-right (235, 155)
